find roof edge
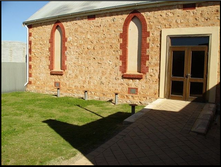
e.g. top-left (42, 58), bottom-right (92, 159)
top-left (23, 1), bottom-right (202, 26)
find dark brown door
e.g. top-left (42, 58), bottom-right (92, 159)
top-left (168, 46), bottom-right (208, 102)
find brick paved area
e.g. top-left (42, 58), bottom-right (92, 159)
top-left (72, 99), bottom-right (220, 165)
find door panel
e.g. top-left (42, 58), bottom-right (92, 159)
top-left (187, 47), bottom-right (208, 101)
top-left (191, 51), bottom-right (205, 78)
top-left (169, 47), bottom-right (187, 100)
top-left (172, 51), bottom-right (185, 77)
top-left (168, 46), bottom-right (207, 101)
top-left (171, 81), bottom-right (184, 96)
top-left (190, 82), bottom-right (204, 97)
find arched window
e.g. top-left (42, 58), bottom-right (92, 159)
top-left (120, 10), bottom-right (150, 79)
top-left (127, 17), bottom-right (142, 73)
top-left (49, 21), bottom-right (67, 75)
top-left (54, 26), bottom-right (62, 70)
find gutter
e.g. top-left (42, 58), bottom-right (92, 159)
top-left (24, 25), bottom-right (29, 86)
top-left (23, 1), bottom-right (201, 26)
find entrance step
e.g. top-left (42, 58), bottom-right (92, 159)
top-left (191, 103), bottom-right (216, 134)
top-left (123, 98), bottom-right (164, 125)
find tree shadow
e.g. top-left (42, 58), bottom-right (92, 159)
top-left (42, 111), bottom-right (130, 155)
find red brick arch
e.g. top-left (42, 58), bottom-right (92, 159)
top-left (49, 21), bottom-right (67, 75)
top-left (120, 10), bottom-right (150, 79)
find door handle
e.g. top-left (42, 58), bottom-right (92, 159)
top-left (185, 74), bottom-right (191, 78)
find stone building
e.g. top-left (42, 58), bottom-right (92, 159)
top-left (23, 1), bottom-right (220, 105)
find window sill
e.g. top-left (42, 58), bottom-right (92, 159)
top-left (122, 73), bottom-right (143, 79)
top-left (50, 70), bottom-right (64, 75)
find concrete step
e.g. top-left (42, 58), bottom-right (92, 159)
top-left (123, 99), bottom-right (164, 125)
top-left (191, 103), bottom-right (216, 134)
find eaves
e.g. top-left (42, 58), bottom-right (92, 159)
top-left (23, 1), bottom-right (203, 26)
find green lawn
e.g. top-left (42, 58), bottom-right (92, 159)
top-left (1, 92), bottom-right (144, 165)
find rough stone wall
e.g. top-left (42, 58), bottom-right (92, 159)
top-left (27, 2), bottom-right (220, 105)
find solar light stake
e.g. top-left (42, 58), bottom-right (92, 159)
top-left (130, 104), bottom-right (137, 115)
top-left (115, 93), bottom-right (118, 105)
top-left (84, 91), bottom-right (88, 100)
top-left (57, 88), bottom-right (60, 97)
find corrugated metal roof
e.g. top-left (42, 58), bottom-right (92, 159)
top-left (23, 1), bottom-right (164, 25)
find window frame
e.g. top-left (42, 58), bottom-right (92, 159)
top-left (120, 10), bottom-right (150, 79)
top-left (49, 21), bottom-right (67, 75)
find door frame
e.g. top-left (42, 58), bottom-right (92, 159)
top-left (168, 46), bottom-right (208, 102)
top-left (159, 27), bottom-right (219, 103)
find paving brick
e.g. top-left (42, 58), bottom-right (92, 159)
top-left (146, 155), bottom-right (161, 162)
top-left (72, 99), bottom-right (220, 165)
top-left (187, 161), bottom-right (201, 165)
top-left (152, 160), bottom-right (165, 165)
top-left (118, 160), bottom-right (131, 165)
top-left (128, 158), bottom-right (142, 165)
top-left (107, 161), bottom-right (119, 165)
top-left (125, 153), bottom-right (137, 159)
top-left (95, 157), bottom-right (108, 165)
top-left (173, 157), bottom-right (186, 163)
top-left (162, 159), bottom-right (177, 165)
top-left (157, 154), bottom-right (171, 161)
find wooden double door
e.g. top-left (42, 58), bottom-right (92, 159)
top-left (168, 46), bottom-right (208, 102)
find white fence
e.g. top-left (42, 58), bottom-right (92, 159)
top-left (1, 41), bottom-right (27, 93)
top-left (1, 62), bottom-right (27, 93)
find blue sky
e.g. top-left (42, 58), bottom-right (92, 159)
top-left (1, 1), bottom-right (49, 43)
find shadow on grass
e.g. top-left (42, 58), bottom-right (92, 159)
top-left (76, 105), bottom-right (104, 118)
top-left (42, 111), bottom-right (130, 155)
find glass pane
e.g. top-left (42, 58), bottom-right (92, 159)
top-left (171, 81), bottom-right (183, 96)
top-left (191, 51), bottom-right (205, 78)
top-left (172, 51), bottom-right (185, 77)
top-left (171, 37), bottom-right (209, 46)
top-left (190, 82), bottom-right (203, 97)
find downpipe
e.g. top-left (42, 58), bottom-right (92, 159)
top-left (24, 25), bottom-right (29, 86)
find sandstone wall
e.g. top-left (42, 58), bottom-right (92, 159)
top-left (27, 2), bottom-right (220, 105)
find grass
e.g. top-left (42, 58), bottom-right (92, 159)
top-left (1, 91), bottom-right (145, 165)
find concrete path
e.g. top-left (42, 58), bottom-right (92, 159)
top-left (71, 99), bottom-right (220, 165)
